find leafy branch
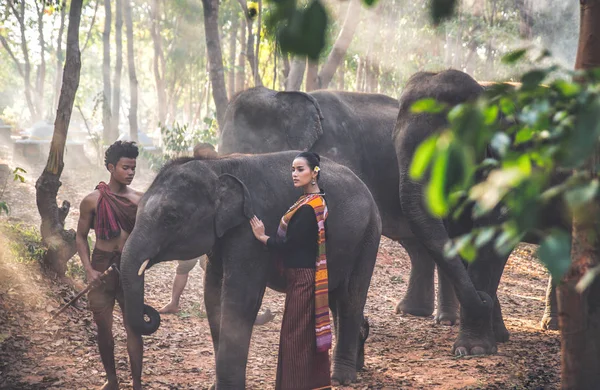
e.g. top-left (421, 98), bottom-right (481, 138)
top-left (0, 167), bottom-right (27, 215)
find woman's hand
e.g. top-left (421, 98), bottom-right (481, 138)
top-left (250, 216), bottom-right (268, 244)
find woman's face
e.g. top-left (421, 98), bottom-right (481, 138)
top-left (291, 158), bottom-right (316, 188)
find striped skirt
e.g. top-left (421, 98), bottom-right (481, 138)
top-left (276, 268), bottom-right (331, 390)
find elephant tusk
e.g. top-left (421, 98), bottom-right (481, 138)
top-left (138, 259), bottom-right (150, 276)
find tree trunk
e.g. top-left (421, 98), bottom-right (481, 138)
top-left (318, 0), bottom-right (361, 89)
top-left (35, 0), bottom-right (83, 277)
top-left (228, 15), bottom-right (238, 99)
top-left (150, 0), bottom-right (167, 125)
top-left (112, 0), bottom-right (123, 141)
top-left (124, 0), bottom-right (138, 142)
top-left (102, 0), bottom-right (112, 143)
top-left (255, 0), bottom-right (262, 85)
top-left (337, 60), bottom-right (345, 90)
top-left (558, 1), bottom-right (600, 389)
top-left (201, 0), bottom-right (229, 131)
top-left (285, 57), bottom-right (306, 91)
top-left (34, 1), bottom-right (47, 120)
top-left (355, 56), bottom-right (363, 91)
top-left (305, 60), bottom-right (319, 91)
top-left (53, 1), bottom-right (68, 114)
top-left (237, 0), bottom-right (262, 87)
top-left (236, 17), bottom-right (247, 92)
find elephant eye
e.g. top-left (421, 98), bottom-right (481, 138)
top-left (163, 213), bottom-right (179, 226)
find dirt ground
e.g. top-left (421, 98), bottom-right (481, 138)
top-left (0, 158), bottom-right (560, 389)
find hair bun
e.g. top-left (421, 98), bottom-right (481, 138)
top-left (313, 152), bottom-right (321, 163)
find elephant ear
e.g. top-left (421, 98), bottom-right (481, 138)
top-left (215, 174), bottom-right (255, 238)
top-left (276, 91), bottom-right (324, 150)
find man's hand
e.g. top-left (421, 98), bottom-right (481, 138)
top-left (86, 268), bottom-right (103, 287)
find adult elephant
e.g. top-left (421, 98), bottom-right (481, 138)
top-left (219, 86), bottom-right (460, 324)
top-left (120, 151), bottom-right (382, 388)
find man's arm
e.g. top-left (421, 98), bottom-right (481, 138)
top-left (76, 194), bottom-right (101, 284)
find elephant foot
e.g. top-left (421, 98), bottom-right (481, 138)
top-left (332, 367), bottom-right (357, 386)
top-left (434, 307), bottom-right (459, 326)
top-left (452, 291), bottom-right (497, 356)
top-left (395, 298), bottom-right (434, 317)
top-left (540, 313), bottom-right (559, 330)
top-left (493, 318), bottom-right (510, 343)
top-left (99, 380), bottom-right (119, 390)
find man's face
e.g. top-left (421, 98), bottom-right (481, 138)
top-left (109, 157), bottom-right (136, 185)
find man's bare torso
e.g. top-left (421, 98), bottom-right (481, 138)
top-left (83, 187), bottom-right (143, 252)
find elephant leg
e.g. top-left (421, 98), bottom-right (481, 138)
top-left (400, 181), bottom-right (494, 356)
top-left (204, 256), bottom-right (223, 357)
top-left (540, 275), bottom-right (559, 330)
top-left (396, 237), bottom-right (435, 316)
top-left (493, 295), bottom-right (510, 342)
top-left (435, 265), bottom-right (460, 325)
top-left (332, 238), bottom-right (377, 385)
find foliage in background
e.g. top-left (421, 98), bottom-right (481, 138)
top-left (140, 118), bottom-right (218, 172)
top-left (0, 222), bottom-right (47, 264)
top-left (0, 167), bottom-right (26, 215)
top-left (409, 50), bottom-right (600, 287)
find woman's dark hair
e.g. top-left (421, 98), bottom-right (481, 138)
top-left (105, 140), bottom-right (139, 169)
top-left (295, 151), bottom-right (321, 179)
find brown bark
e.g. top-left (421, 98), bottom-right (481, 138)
top-left (81, 0), bottom-right (100, 53)
top-left (318, 0), bottom-right (361, 89)
top-left (237, 0), bottom-right (262, 87)
top-left (53, 1), bottom-right (68, 114)
top-left (236, 18), bottom-right (247, 92)
top-left (34, 1), bottom-right (47, 120)
top-left (255, 0), bottom-right (262, 85)
top-left (285, 57), bottom-right (306, 91)
top-left (305, 60), bottom-right (319, 92)
top-left (102, 0), bottom-right (112, 143)
top-left (112, 0), bottom-right (124, 141)
top-left (228, 15), bottom-right (238, 99)
top-left (150, 0), bottom-right (167, 125)
top-left (124, 0), bottom-right (138, 142)
top-left (201, 0), bottom-right (229, 131)
top-left (558, 1), bottom-right (600, 389)
top-left (35, 0), bottom-right (83, 277)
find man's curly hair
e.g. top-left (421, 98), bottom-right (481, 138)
top-left (104, 141), bottom-right (139, 169)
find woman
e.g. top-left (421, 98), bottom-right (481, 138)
top-left (250, 151), bottom-right (332, 390)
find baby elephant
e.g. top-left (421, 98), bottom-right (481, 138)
top-left (120, 151), bottom-right (382, 389)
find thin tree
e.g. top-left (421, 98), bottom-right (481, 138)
top-left (235, 17), bottom-right (247, 92)
top-left (102, 0), bottom-right (112, 143)
top-left (52, 1), bottom-right (68, 114)
top-left (35, 0), bottom-right (84, 277)
top-left (558, 1), bottom-right (600, 387)
top-left (150, 0), bottom-right (167, 125)
top-left (111, 0), bottom-right (124, 141)
top-left (201, 0), bottom-right (229, 130)
top-left (228, 14), bottom-right (239, 99)
top-left (124, 0), bottom-right (139, 142)
top-left (318, 0), bottom-right (361, 89)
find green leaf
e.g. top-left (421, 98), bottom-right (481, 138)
top-left (0, 201), bottom-right (8, 215)
top-left (499, 97), bottom-right (515, 116)
top-left (501, 49), bottom-right (527, 64)
top-left (409, 135), bottom-right (438, 180)
top-left (514, 127), bottom-right (534, 145)
top-left (537, 230), bottom-right (572, 281)
top-left (563, 99), bottom-right (600, 168)
top-left (410, 98), bottom-right (446, 114)
top-left (483, 105), bottom-right (499, 125)
top-left (475, 227), bottom-right (496, 248)
top-left (521, 70), bottom-right (547, 90)
top-left (489, 132), bottom-right (511, 158)
top-left (553, 80), bottom-right (581, 98)
top-left (426, 142), bottom-right (450, 217)
top-left (564, 180), bottom-right (599, 210)
top-left (459, 240), bottom-right (477, 262)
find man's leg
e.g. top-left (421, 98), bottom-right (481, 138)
top-left (93, 308), bottom-right (119, 390)
top-left (159, 273), bottom-right (189, 314)
top-left (159, 259), bottom-right (198, 314)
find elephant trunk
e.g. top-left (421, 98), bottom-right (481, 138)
top-left (120, 231), bottom-right (161, 335)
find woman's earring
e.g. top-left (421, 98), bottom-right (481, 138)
top-left (311, 179), bottom-right (316, 185)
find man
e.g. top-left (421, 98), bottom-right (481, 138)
top-left (76, 141), bottom-right (144, 390)
top-left (158, 142), bottom-right (216, 314)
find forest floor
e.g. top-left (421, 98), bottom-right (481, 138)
top-left (0, 157), bottom-right (560, 389)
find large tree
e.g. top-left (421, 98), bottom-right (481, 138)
top-left (124, 0), bottom-right (139, 142)
top-left (102, 0), bottom-right (112, 143)
top-left (35, 0), bottom-right (84, 277)
top-left (111, 0), bottom-right (124, 141)
top-left (558, 1), bottom-right (600, 387)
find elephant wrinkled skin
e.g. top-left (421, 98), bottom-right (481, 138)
top-left (120, 151), bottom-right (382, 389)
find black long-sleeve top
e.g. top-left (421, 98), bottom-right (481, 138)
top-left (267, 205), bottom-right (320, 269)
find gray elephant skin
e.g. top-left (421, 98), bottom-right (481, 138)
top-left (120, 151), bottom-right (382, 388)
top-left (219, 86), bottom-right (460, 325)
